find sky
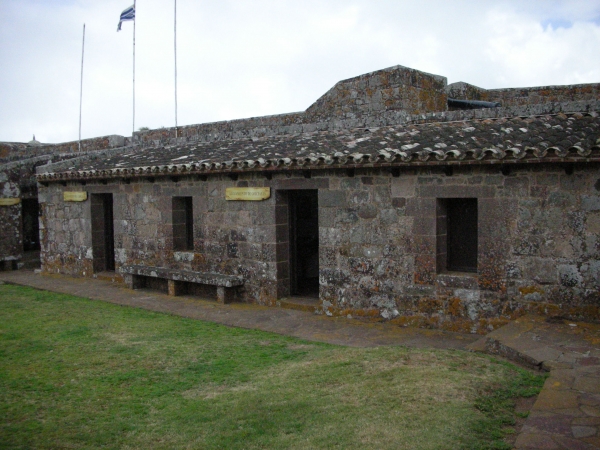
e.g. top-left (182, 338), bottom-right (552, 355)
top-left (1, 0), bottom-right (599, 144)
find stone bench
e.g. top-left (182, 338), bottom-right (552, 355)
top-left (120, 265), bottom-right (243, 304)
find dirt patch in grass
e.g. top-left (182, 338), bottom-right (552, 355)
top-left (0, 284), bottom-right (545, 449)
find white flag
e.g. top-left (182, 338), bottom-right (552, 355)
top-left (117, 5), bottom-right (135, 32)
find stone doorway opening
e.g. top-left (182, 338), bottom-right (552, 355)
top-left (21, 198), bottom-right (41, 269)
top-left (289, 190), bottom-right (319, 298)
top-left (21, 198), bottom-right (40, 252)
top-left (91, 194), bottom-right (115, 273)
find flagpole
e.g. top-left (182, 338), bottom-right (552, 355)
top-left (174, 0), bottom-right (178, 140)
top-left (132, 0), bottom-right (136, 145)
top-left (78, 24), bottom-right (85, 153)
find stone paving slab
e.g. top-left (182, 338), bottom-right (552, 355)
top-left (484, 315), bottom-right (600, 449)
top-left (0, 270), bottom-right (478, 350)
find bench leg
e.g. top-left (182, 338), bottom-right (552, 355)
top-left (123, 274), bottom-right (133, 289)
top-left (217, 286), bottom-right (234, 304)
top-left (168, 279), bottom-right (185, 296)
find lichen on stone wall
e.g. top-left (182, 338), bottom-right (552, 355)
top-left (24, 63), bottom-right (600, 333)
top-left (0, 181), bottom-right (22, 263)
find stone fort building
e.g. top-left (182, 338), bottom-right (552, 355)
top-left (2, 65), bottom-right (599, 333)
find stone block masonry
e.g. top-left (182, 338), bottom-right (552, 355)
top-left (304, 65), bottom-right (448, 120)
top-left (23, 62), bottom-right (600, 333)
top-left (0, 134), bottom-right (131, 267)
top-left (0, 181), bottom-right (22, 269)
top-left (133, 67), bottom-right (599, 151)
top-left (446, 81), bottom-right (600, 109)
top-left (38, 163), bottom-right (600, 334)
top-left (0, 135), bottom-right (128, 165)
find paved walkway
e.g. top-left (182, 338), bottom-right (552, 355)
top-left (0, 270), bottom-right (478, 350)
top-left (1, 270), bottom-right (599, 448)
top-left (476, 315), bottom-right (600, 449)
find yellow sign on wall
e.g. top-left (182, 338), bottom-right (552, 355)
top-left (0, 198), bottom-right (20, 206)
top-left (63, 191), bottom-right (88, 202)
top-left (225, 187), bottom-right (271, 201)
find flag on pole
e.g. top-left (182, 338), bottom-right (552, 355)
top-left (117, 4), bottom-right (135, 31)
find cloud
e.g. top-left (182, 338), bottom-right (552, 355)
top-left (1, 0), bottom-right (599, 143)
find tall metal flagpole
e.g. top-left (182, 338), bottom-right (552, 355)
top-left (132, 0), bottom-right (136, 145)
top-left (174, 0), bottom-right (178, 139)
top-left (78, 24), bottom-right (85, 152)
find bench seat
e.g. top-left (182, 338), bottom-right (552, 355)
top-left (121, 265), bottom-right (243, 304)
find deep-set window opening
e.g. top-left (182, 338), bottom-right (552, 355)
top-left (172, 196), bottom-right (193, 251)
top-left (437, 198), bottom-right (478, 273)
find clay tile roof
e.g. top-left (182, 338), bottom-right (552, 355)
top-left (37, 112), bottom-right (600, 181)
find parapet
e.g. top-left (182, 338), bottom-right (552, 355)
top-left (305, 65), bottom-right (448, 120)
top-left (0, 135), bottom-right (129, 165)
top-left (135, 65), bottom-right (449, 148)
top-left (446, 81), bottom-right (600, 110)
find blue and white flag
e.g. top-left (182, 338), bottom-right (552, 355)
top-left (117, 5), bottom-right (135, 31)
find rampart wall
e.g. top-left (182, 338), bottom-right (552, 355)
top-left (133, 67), bottom-right (600, 150)
top-left (0, 135), bottom-right (129, 164)
top-left (446, 82), bottom-right (600, 107)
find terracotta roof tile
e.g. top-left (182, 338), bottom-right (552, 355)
top-left (38, 113), bottom-right (600, 181)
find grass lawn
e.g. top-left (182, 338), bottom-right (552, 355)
top-left (0, 284), bottom-right (544, 449)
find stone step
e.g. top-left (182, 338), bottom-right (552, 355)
top-left (279, 297), bottom-right (320, 313)
top-left (465, 336), bottom-right (487, 353)
top-left (93, 272), bottom-right (124, 284)
top-left (479, 317), bottom-right (547, 370)
top-left (20, 259), bottom-right (41, 270)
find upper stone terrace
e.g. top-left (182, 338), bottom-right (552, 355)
top-left (133, 65), bottom-right (600, 150)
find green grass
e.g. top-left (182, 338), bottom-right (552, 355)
top-left (0, 284), bottom-right (545, 449)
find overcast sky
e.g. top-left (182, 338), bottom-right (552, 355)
top-left (1, 0), bottom-right (599, 144)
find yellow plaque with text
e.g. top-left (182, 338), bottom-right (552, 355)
top-left (0, 198), bottom-right (20, 206)
top-left (63, 191), bottom-right (88, 202)
top-left (225, 187), bottom-right (271, 201)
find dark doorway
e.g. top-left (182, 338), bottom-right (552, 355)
top-left (21, 198), bottom-right (40, 251)
top-left (446, 198), bottom-right (478, 273)
top-left (289, 190), bottom-right (319, 297)
top-left (91, 194), bottom-right (115, 272)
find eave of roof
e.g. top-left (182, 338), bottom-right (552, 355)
top-left (37, 112), bottom-right (600, 182)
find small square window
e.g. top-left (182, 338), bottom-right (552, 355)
top-left (437, 198), bottom-right (478, 273)
top-left (172, 197), bottom-right (193, 251)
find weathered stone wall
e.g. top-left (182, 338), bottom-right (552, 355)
top-left (39, 164), bottom-right (600, 332)
top-left (490, 84), bottom-right (600, 107)
top-left (134, 102), bottom-right (600, 153)
top-left (0, 135), bottom-right (128, 164)
top-left (1, 161), bottom-right (40, 199)
top-left (38, 186), bottom-right (93, 276)
top-left (134, 100), bottom-right (600, 150)
top-left (30, 62), bottom-right (600, 330)
top-left (304, 65), bottom-right (448, 120)
top-left (131, 67), bottom-right (599, 151)
top-left (318, 164), bottom-right (600, 332)
top-left (0, 181), bottom-right (22, 268)
top-left (0, 155), bottom-right (98, 266)
top-left (39, 176), bottom-right (283, 304)
top-left (447, 81), bottom-right (600, 107)
top-left (0, 161), bottom-right (45, 266)
top-left (0, 134), bottom-right (130, 267)
top-left (134, 65), bottom-right (448, 149)
top-left (0, 143), bottom-right (27, 164)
